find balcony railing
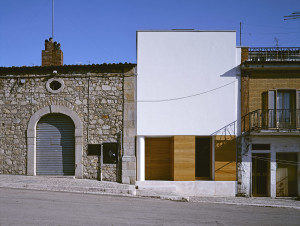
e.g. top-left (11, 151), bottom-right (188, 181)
top-left (242, 109), bottom-right (300, 133)
top-left (248, 47), bottom-right (300, 62)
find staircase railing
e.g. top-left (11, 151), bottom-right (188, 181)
top-left (211, 120), bottom-right (237, 138)
top-left (211, 121), bottom-right (237, 150)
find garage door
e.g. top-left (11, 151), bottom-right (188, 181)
top-left (36, 113), bottom-right (75, 175)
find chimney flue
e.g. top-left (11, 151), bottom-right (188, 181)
top-left (42, 37), bottom-right (63, 66)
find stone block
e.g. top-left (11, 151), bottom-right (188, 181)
top-left (122, 176), bottom-right (130, 184)
top-left (124, 90), bottom-right (134, 101)
top-left (123, 161), bottom-right (135, 171)
top-left (123, 146), bottom-right (135, 156)
top-left (122, 170), bottom-right (136, 177)
top-left (122, 156), bottom-right (136, 162)
top-left (102, 85), bottom-right (111, 90)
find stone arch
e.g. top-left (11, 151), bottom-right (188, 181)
top-left (27, 105), bottom-right (83, 178)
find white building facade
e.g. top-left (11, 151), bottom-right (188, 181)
top-left (136, 31), bottom-right (241, 196)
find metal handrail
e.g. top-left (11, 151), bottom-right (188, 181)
top-left (242, 109), bottom-right (300, 132)
top-left (248, 47), bottom-right (300, 62)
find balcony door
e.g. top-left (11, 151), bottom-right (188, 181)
top-left (266, 90), bottom-right (298, 129)
top-left (276, 90), bottom-right (296, 128)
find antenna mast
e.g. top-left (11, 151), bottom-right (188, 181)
top-left (240, 22), bottom-right (242, 46)
top-left (52, 0), bottom-right (54, 39)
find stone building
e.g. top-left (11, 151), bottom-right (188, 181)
top-left (238, 47), bottom-right (300, 197)
top-left (0, 38), bottom-right (137, 184)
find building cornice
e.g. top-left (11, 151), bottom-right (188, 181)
top-left (0, 63), bottom-right (136, 76)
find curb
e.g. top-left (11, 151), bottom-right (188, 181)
top-left (192, 200), bottom-right (300, 210)
top-left (160, 195), bottom-right (189, 202)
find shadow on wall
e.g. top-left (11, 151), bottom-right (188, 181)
top-left (214, 136), bottom-right (236, 181)
top-left (220, 66), bottom-right (240, 78)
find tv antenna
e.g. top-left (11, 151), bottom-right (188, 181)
top-left (52, 0), bottom-right (54, 39)
top-left (284, 12), bottom-right (300, 20)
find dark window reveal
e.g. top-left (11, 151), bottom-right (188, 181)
top-left (87, 144), bottom-right (101, 155)
top-left (252, 144), bottom-right (270, 150)
top-left (50, 80), bottom-right (62, 90)
top-left (195, 137), bottom-right (211, 178)
top-left (103, 143), bottom-right (118, 164)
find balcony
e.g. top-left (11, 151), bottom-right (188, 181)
top-left (242, 109), bottom-right (300, 134)
top-left (247, 47), bottom-right (300, 62)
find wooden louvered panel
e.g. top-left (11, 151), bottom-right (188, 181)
top-left (145, 138), bottom-right (171, 180)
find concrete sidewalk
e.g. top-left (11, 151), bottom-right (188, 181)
top-left (0, 174), bottom-right (136, 196)
top-left (0, 175), bottom-right (299, 209)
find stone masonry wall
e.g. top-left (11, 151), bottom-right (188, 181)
top-left (0, 68), bottom-right (136, 182)
top-left (122, 73), bottom-right (137, 184)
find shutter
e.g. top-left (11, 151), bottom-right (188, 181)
top-left (268, 90), bottom-right (275, 109)
top-left (297, 91), bottom-right (300, 128)
top-left (36, 114), bottom-right (75, 175)
top-left (268, 90), bottom-right (275, 128)
top-left (261, 92), bottom-right (268, 128)
top-left (297, 90), bottom-right (300, 109)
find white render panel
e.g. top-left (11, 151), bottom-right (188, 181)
top-left (136, 181), bottom-right (237, 197)
top-left (137, 31), bottom-right (239, 135)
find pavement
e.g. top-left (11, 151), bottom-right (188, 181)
top-left (0, 174), bottom-right (299, 209)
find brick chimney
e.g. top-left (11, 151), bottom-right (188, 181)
top-left (42, 37), bottom-right (63, 66)
top-left (241, 47), bottom-right (249, 63)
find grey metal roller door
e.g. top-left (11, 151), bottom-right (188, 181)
top-left (36, 114), bottom-right (75, 175)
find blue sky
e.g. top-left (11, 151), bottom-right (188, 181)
top-left (0, 0), bottom-right (299, 67)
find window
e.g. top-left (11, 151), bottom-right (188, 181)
top-left (87, 144), bottom-right (101, 156)
top-left (50, 80), bottom-right (62, 90)
top-left (262, 89), bottom-right (300, 129)
top-left (46, 78), bottom-right (64, 93)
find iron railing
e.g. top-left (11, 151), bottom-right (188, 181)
top-left (242, 109), bottom-right (300, 132)
top-left (211, 120), bottom-right (236, 138)
top-left (211, 121), bottom-right (237, 149)
top-left (248, 47), bottom-right (300, 62)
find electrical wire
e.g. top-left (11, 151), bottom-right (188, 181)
top-left (138, 80), bottom-right (236, 103)
top-left (244, 154), bottom-right (300, 166)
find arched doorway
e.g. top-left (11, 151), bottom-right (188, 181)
top-left (27, 105), bottom-right (83, 178)
top-left (36, 114), bottom-right (75, 175)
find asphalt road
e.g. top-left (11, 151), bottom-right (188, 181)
top-left (0, 188), bottom-right (299, 226)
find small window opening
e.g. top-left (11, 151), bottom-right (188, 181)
top-left (252, 144), bottom-right (270, 150)
top-left (50, 80), bottom-right (62, 90)
top-left (87, 144), bottom-right (101, 156)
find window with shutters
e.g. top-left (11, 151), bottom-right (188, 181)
top-left (262, 89), bottom-right (300, 129)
